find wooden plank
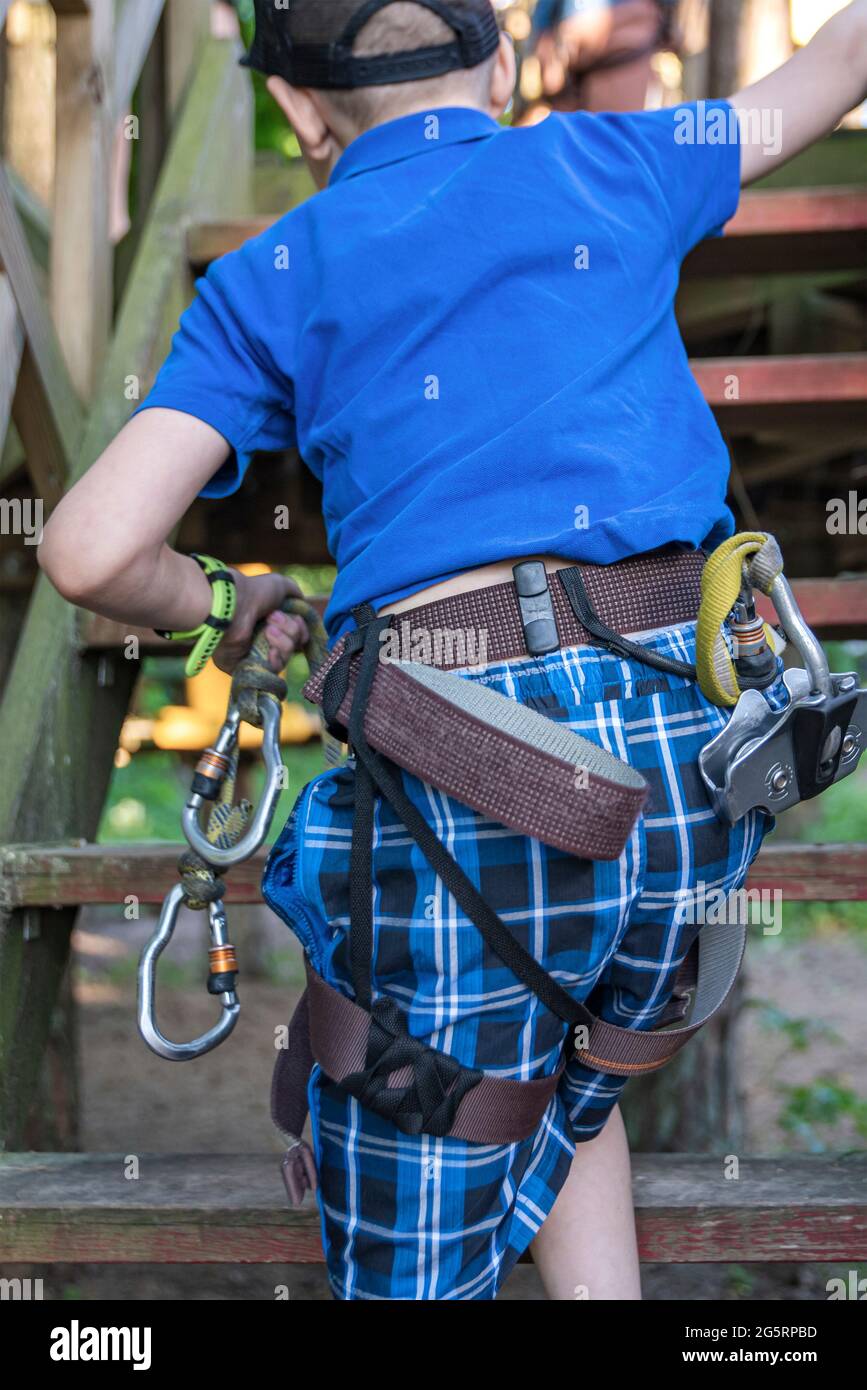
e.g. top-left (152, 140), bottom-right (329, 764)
top-left (51, 0), bottom-right (114, 399)
top-left (694, 353), bottom-right (867, 408)
top-left (0, 1151), bottom-right (863, 1264)
top-left (48, 1), bottom-right (91, 14)
top-left (187, 216), bottom-right (273, 271)
top-left (0, 163), bottom-right (82, 502)
top-left (6, 167), bottom-right (51, 274)
top-left (113, 0), bottom-right (166, 122)
top-left (2, 841), bottom-right (864, 911)
top-left (756, 578), bottom-right (867, 635)
top-left (684, 187), bottom-right (867, 277)
top-left (0, 37), bottom-right (252, 1150)
top-left (0, 270), bottom-right (23, 447)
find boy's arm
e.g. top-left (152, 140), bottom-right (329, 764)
top-left (38, 408), bottom-right (306, 673)
top-left (730, 0), bottom-right (867, 186)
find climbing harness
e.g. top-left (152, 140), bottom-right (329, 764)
top-left (137, 536), bottom-right (865, 1209)
top-left (137, 592), bottom-right (327, 1061)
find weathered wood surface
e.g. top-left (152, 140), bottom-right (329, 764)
top-left (112, 0), bottom-right (166, 121)
top-left (1, 841), bottom-right (864, 911)
top-left (0, 163), bottom-right (83, 505)
top-left (51, 0), bottom-right (114, 399)
top-left (187, 187), bottom-right (867, 278)
top-left (0, 1151), bottom-right (864, 1264)
top-left (0, 271), bottom-right (23, 448)
top-left (685, 188), bottom-right (867, 277)
top-left (0, 37), bottom-right (252, 1151)
top-left (693, 352), bottom-right (867, 407)
top-left (755, 578), bottom-right (867, 634)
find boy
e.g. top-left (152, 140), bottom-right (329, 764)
top-left (39, 0), bottom-right (867, 1301)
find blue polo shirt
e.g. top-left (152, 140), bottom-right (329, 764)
top-left (139, 102), bottom-right (741, 640)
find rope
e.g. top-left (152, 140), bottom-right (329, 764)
top-left (178, 593), bottom-right (329, 907)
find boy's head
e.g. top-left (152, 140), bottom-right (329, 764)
top-left (243, 1), bottom-right (516, 186)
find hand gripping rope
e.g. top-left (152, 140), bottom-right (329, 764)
top-left (137, 594), bottom-right (328, 1061)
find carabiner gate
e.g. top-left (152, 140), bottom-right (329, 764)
top-left (138, 884), bottom-right (240, 1062)
top-left (181, 695), bottom-right (285, 870)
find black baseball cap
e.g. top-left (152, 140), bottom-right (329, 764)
top-left (241, 0), bottom-right (501, 90)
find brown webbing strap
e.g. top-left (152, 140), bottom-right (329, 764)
top-left (576, 920), bottom-right (747, 1076)
top-left (305, 962), bottom-right (564, 1145)
top-left (272, 926), bottom-right (744, 1206)
top-left (306, 550), bottom-right (705, 682)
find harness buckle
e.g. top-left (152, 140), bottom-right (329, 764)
top-left (512, 561), bottom-right (559, 656)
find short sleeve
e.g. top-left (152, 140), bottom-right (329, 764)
top-left (135, 246), bottom-right (297, 498)
top-left (615, 100), bottom-right (742, 260)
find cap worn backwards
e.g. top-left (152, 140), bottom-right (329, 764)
top-left (241, 0), bottom-right (501, 90)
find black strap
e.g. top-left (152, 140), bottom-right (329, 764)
top-left (558, 567), bottom-right (697, 681)
top-left (324, 614), bottom-right (596, 1036)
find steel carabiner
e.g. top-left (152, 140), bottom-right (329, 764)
top-left (138, 884), bottom-right (240, 1061)
top-left (181, 695), bottom-right (285, 870)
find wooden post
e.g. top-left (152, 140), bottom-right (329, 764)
top-left (165, 0), bottom-right (212, 120)
top-left (51, 0), bottom-right (114, 400)
top-left (707, 0), bottom-right (792, 96)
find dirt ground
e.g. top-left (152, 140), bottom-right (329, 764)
top-left (7, 904), bottom-right (867, 1302)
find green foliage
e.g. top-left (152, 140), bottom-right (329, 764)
top-left (747, 1000), bottom-right (841, 1052)
top-left (775, 1077), bottom-right (867, 1153)
top-left (724, 1265), bottom-right (755, 1298)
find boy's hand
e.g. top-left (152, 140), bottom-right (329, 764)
top-left (215, 571), bottom-right (311, 676)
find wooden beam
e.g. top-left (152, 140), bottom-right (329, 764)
top-left (684, 187), bottom-right (867, 278)
top-left (2, 841), bottom-right (864, 911)
top-left (0, 37), bottom-right (252, 1150)
top-left (164, 0), bottom-right (212, 119)
top-left (48, 1), bottom-right (91, 14)
top-left (0, 271), bottom-right (23, 448)
top-left (0, 1151), bottom-right (864, 1264)
top-left (756, 578), bottom-right (867, 634)
top-left (51, 0), bottom-right (114, 400)
top-left (0, 163), bottom-right (82, 503)
top-left (113, 0), bottom-right (166, 122)
top-left (6, 167), bottom-right (51, 274)
top-left (692, 353), bottom-right (867, 434)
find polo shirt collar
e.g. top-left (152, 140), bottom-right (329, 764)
top-left (329, 107), bottom-right (501, 185)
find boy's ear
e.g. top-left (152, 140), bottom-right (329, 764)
top-left (266, 76), bottom-right (342, 184)
top-left (488, 32), bottom-right (518, 118)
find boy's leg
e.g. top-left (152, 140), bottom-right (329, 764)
top-left (530, 1105), bottom-right (641, 1301)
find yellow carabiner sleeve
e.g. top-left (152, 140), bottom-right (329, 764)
top-left (695, 532), bottom-right (784, 708)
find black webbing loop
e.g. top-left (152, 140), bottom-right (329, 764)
top-left (558, 566), bottom-right (697, 680)
top-left (340, 995), bottom-right (483, 1138)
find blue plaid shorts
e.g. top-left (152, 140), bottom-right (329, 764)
top-left (263, 621), bottom-right (773, 1300)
